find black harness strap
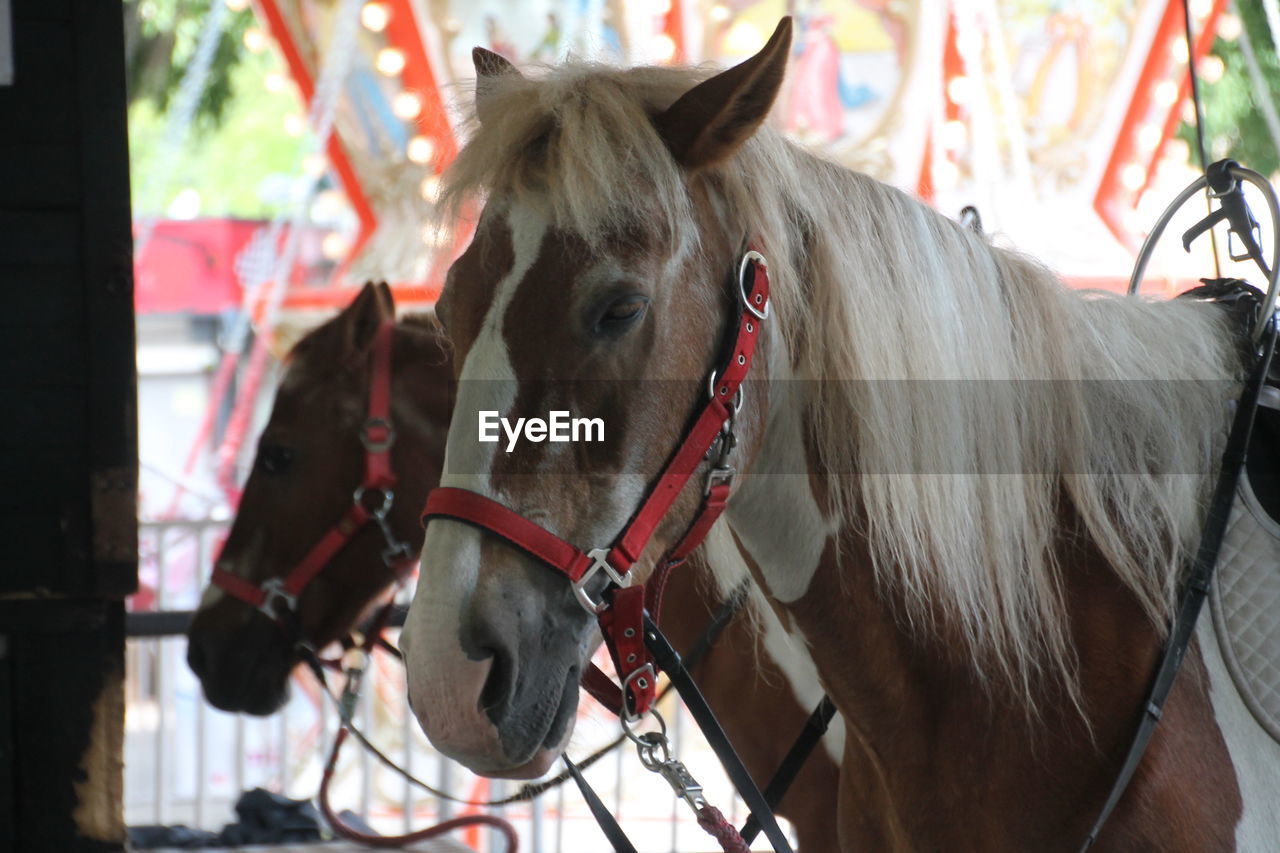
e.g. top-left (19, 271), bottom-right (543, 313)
top-left (644, 614), bottom-right (796, 853)
top-left (563, 756), bottom-right (639, 853)
top-left (1079, 314), bottom-right (1277, 851)
top-left (740, 695), bottom-right (838, 844)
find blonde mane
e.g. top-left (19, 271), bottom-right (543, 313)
top-left (439, 62), bottom-right (1244, 695)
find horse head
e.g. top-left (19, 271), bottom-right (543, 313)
top-left (187, 283), bottom-right (451, 714)
top-left (400, 20), bottom-right (794, 778)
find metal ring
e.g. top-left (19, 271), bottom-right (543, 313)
top-left (361, 417), bottom-right (396, 452)
top-left (620, 703), bottom-right (667, 745)
top-left (354, 486), bottom-right (394, 517)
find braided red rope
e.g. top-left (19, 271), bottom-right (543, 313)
top-left (696, 804), bottom-right (752, 853)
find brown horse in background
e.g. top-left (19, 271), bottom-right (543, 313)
top-left (186, 283), bottom-right (841, 849)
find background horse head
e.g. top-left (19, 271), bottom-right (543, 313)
top-left (402, 17), bottom-right (1275, 849)
top-left (187, 283), bottom-right (451, 714)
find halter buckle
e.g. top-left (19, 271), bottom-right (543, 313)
top-left (572, 548), bottom-right (631, 614)
top-left (705, 465), bottom-right (735, 495)
top-left (738, 250), bottom-right (770, 320)
top-left (258, 577), bottom-right (298, 619)
top-left (360, 417), bottom-right (396, 453)
top-left (620, 662), bottom-right (657, 723)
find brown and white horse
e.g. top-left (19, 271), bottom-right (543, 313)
top-left (400, 19), bottom-right (1280, 851)
top-left (184, 283), bottom-right (841, 848)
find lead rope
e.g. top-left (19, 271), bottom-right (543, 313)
top-left (304, 603), bottom-right (521, 850)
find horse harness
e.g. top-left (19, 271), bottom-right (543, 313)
top-left (210, 319), bottom-right (417, 635)
top-left (424, 248), bottom-right (814, 853)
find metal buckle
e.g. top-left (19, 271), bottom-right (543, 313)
top-left (572, 548), bottom-right (631, 614)
top-left (705, 465), bottom-right (735, 495)
top-left (258, 577), bottom-right (298, 619)
top-left (620, 662), bottom-right (657, 723)
top-left (738, 250), bottom-right (770, 320)
top-left (360, 417), bottom-right (396, 452)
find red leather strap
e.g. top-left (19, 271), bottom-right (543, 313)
top-left (283, 504), bottom-right (371, 596)
top-left (423, 488), bottom-right (594, 581)
top-left (210, 566), bottom-right (269, 608)
top-left (362, 320), bottom-right (397, 490)
top-left (597, 585), bottom-right (654, 714)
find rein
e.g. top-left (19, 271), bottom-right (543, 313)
top-left (423, 248), bottom-right (801, 853)
top-left (210, 319), bottom-right (416, 631)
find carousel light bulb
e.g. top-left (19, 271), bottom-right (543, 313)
top-left (420, 175), bottom-right (441, 204)
top-left (940, 120), bottom-right (967, 151)
top-left (282, 113), bottom-right (306, 136)
top-left (1137, 123), bottom-right (1162, 153)
top-left (946, 75), bottom-right (973, 106)
top-left (243, 27), bottom-right (268, 53)
top-left (653, 0), bottom-right (672, 14)
top-left (709, 4), bottom-right (730, 23)
top-left (1153, 80), bottom-right (1179, 107)
top-left (1170, 37), bottom-right (1189, 64)
top-left (1199, 54), bottom-right (1225, 84)
top-left (1121, 162), bottom-right (1147, 192)
top-left (1218, 14), bottom-right (1242, 41)
top-left (653, 34), bottom-right (676, 62)
top-left (392, 91), bottom-right (422, 120)
top-left (225, 0), bottom-right (250, 11)
top-left (302, 153), bottom-right (327, 177)
top-left (264, 71), bottom-right (289, 93)
top-left (407, 135), bottom-right (436, 164)
top-left (1190, 0), bottom-right (1212, 20)
top-left (443, 17), bottom-right (461, 34)
top-left (376, 47), bottom-right (407, 76)
top-left (360, 2), bottom-right (391, 32)
top-left (321, 232), bottom-right (350, 261)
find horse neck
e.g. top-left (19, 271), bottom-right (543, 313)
top-left (386, 325), bottom-right (452, 504)
top-left (722, 363), bottom-right (1204, 848)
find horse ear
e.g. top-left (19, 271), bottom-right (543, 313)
top-left (652, 17), bottom-right (792, 170)
top-left (340, 282), bottom-right (393, 353)
top-left (473, 47), bottom-right (522, 124)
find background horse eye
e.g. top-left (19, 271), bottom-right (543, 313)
top-left (257, 443), bottom-right (295, 476)
top-left (591, 294), bottom-right (649, 338)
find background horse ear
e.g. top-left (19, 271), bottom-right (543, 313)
top-left (472, 47), bottom-right (522, 125)
top-left (340, 281), bottom-right (394, 355)
top-left (652, 17), bottom-right (792, 170)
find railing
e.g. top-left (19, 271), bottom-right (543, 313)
top-left (125, 518), bottom-right (788, 851)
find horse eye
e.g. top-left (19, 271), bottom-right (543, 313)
top-left (592, 295), bottom-right (648, 337)
top-left (257, 443), bottom-right (295, 476)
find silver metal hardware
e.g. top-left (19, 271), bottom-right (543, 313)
top-left (360, 417), bottom-right (396, 452)
top-left (626, 711), bottom-right (708, 813)
top-left (258, 577), bottom-right (298, 619)
top-left (354, 487), bottom-right (414, 567)
top-left (705, 465), bottom-right (735, 495)
top-left (738, 250), bottom-right (770, 320)
top-left (706, 371), bottom-right (745, 413)
top-left (620, 663), bottom-right (657, 723)
top-left (572, 548), bottom-right (631, 614)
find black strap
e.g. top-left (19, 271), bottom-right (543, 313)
top-left (563, 755), bottom-right (638, 853)
top-left (644, 614), bottom-right (797, 853)
top-left (740, 695), bottom-right (838, 844)
top-left (1079, 318), bottom-right (1277, 851)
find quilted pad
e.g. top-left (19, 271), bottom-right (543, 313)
top-left (1211, 470), bottom-right (1280, 744)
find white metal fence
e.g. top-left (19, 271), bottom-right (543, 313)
top-left (126, 518), bottom-right (790, 851)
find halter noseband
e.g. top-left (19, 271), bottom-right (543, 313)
top-left (212, 319), bottom-right (416, 629)
top-left (423, 248), bottom-right (771, 720)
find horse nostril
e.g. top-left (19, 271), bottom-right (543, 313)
top-left (478, 646), bottom-right (514, 718)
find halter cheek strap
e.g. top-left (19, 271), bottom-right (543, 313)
top-left (422, 249), bottom-right (770, 719)
top-left (212, 319), bottom-right (416, 626)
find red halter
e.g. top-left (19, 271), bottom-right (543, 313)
top-left (212, 319), bottom-right (416, 624)
top-left (423, 250), bottom-right (771, 719)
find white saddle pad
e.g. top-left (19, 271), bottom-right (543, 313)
top-left (1211, 469), bottom-right (1280, 743)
